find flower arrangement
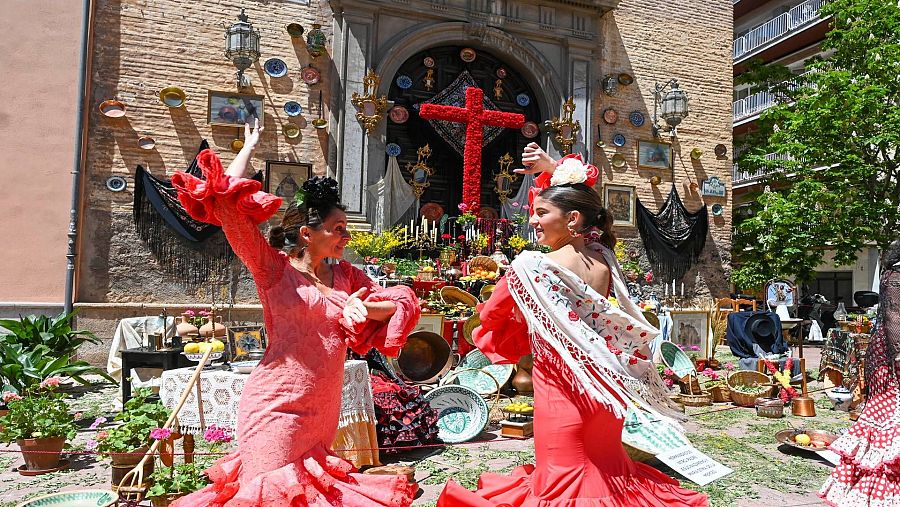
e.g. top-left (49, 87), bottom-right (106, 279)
top-left (656, 365), bottom-right (679, 389)
top-left (764, 357), bottom-right (798, 403)
top-left (89, 388), bottom-right (170, 456)
top-left (471, 233), bottom-right (488, 251)
top-left (456, 203), bottom-right (477, 226)
top-left (699, 368), bottom-right (727, 389)
top-left (182, 309), bottom-right (210, 328)
top-left (0, 378), bottom-right (77, 443)
top-left (506, 235), bottom-right (529, 253)
top-left (347, 226), bottom-right (409, 259)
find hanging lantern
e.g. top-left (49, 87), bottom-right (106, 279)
top-left (224, 9), bottom-right (261, 88)
top-left (306, 23), bottom-right (327, 59)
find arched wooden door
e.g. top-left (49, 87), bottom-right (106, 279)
top-left (386, 46), bottom-right (542, 218)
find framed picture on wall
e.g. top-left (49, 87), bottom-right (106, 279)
top-left (207, 91), bottom-right (264, 127)
top-left (266, 161), bottom-right (312, 209)
top-left (670, 310), bottom-right (711, 359)
top-left (637, 140), bottom-right (673, 170)
top-left (603, 184), bottom-right (635, 227)
top-left (411, 313), bottom-right (445, 336)
top-left (227, 324), bottom-right (267, 360)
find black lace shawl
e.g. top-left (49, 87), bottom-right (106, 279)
top-left (635, 185), bottom-right (708, 283)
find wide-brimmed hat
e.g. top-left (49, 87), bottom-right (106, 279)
top-left (745, 313), bottom-right (776, 340)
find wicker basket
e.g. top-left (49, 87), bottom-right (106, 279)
top-left (709, 384), bottom-right (731, 403)
top-left (469, 256), bottom-right (499, 273)
top-left (679, 375), bottom-right (702, 395)
top-left (727, 370), bottom-right (774, 407)
top-left (680, 392), bottom-right (712, 407)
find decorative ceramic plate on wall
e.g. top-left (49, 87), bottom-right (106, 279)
top-left (711, 203), bottom-right (724, 216)
top-left (460, 47), bottom-right (477, 63)
top-left (618, 73), bottom-right (634, 85)
top-left (611, 153), bottom-right (627, 168)
top-left (264, 58), bottom-right (288, 78)
top-left (138, 136), bottom-right (156, 150)
top-left (386, 143), bottom-right (402, 157)
top-left (521, 121), bottom-right (539, 138)
top-left (99, 99), bottom-right (126, 118)
top-left (396, 75), bottom-right (413, 89)
top-left (423, 384), bottom-right (489, 443)
top-left (423, 56), bottom-right (435, 68)
top-left (516, 93), bottom-right (531, 107)
top-left (629, 111), bottom-right (645, 127)
top-left (420, 202), bottom-right (444, 221)
top-left (283, 123), bottom-right (301, 138)
top-left (715, 143), bottom-right (728, 157)
top-left (106, 176), bottom-right (127, 192)
top-left (613, 133), bottom-right (626, 147)
top-left (284, 101), bottom-right (303, 116)
top-left (496, 67), bottom-right (507, 79)
top-left (301, 66), bottom-right (321, 84)
top-left (603, 108), bottom-right (618, 124)
top-left (389, 105), bottom-right (409, 124)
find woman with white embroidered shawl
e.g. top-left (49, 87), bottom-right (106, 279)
top-left (438, 144), bottom-right (707, 506)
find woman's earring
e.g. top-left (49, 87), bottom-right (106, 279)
top-left (568, 226), bottom-right (581, 238)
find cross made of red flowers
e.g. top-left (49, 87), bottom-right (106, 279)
top-left (419, 86), bottom-right (524, 211)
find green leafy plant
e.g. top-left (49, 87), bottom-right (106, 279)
top-left (146, 462), bottom-right (210, 498)
top-left (0, 311), bottom-right (100, 358)
top-left (91, 388), bottom-right (170, 455)
top-left (383, 257), bottom-right (419, 277)
top-left (0, 342), bottom-right (114, 395)
top-left (0, 379), bottom-right (77, 442)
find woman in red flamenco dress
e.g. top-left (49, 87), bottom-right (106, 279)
top-left (821, 240), bottom-right (900, 506)
top-left (439, 144), bottom-right (707, 507)
top-left (169, 120), bottom-right (419, 507)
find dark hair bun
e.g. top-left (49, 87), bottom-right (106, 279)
top-left (268, 226), bottom-right (286, 249)
top-left (302, 177), bottom-right (340, 207)
top-left (594, 208), bottom-right (609, 228)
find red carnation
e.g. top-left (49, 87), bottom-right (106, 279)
top-left (441, 233), bottom-right (451, 240)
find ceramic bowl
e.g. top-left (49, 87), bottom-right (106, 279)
top-left (827, 387), bottom-right (853, 411)
top-left (182, 351), bottom-right (224, 362)
top-left (286, 23), bottom-right (305, 37)
top-left (231, 360), bottom-right (260, 374)
top-left (17, 490), bottom-right (118, 507)
top-left (423, 385), bottom-right (489, 443)
top-left (159, 86), bottom-right (187, 108)
top-left (98, 99), bottom-right (126, 118)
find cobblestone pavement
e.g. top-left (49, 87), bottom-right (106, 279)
top-left (1, 346), bottom-right (844, 507)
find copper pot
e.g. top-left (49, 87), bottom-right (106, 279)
top-left (791, 396), bottom-right (816, 417)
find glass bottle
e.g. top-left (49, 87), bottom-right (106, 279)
top-left (834, 302), bottom-right (848, 322)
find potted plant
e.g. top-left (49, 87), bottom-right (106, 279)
top-left (146, 462), bottom-right (210, 507)
top-left (90, 388), bottom-right (169, 485)
top-left (699, 368), bottom-right (730, 403)
top-left (0, 378), bottom-right (77, 474)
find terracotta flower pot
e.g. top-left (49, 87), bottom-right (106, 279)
top-left (151, 494), bottom-right (185, 507)
top-left (109, 445), bottom-right (149, 466)
top-left (17, 437), bottom-right (65, 471)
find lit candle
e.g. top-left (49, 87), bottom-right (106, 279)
top-left (681, 283), bottom-right (684, 297)
top-left (664, 284), bottom-right (668, 297)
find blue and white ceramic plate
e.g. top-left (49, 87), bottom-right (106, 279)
top-left (386, 143), bottom-right (402, 157)
top-left (264, 58), bottom-right (288, 78)
top-left (17, 490), bottom-right (118, 507)
top-left (396, 75), bottom-right (413, 89)
top-left (424, 384), bottom-right (489, 443)
top-left (629, 111), bottom-right (645, 127)
top-left (451, 349), bottom-right (514, 395)
top-left (613, 134), bottom-right (626, 147)
top-left (516, 93), bottom-right (531, 107)
top-left (283, 101), bottom-right (302, 117)
top-left (711, 203), bottom-right (724, 216)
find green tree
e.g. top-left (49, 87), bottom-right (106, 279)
top-left (732, 0), bottom-right (900, 288)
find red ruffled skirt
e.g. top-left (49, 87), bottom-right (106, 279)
top-left (171, 443), bottom-right (415, 507)
top-left (436, 356), bottom-right (707, 506)
top-left (820, 388), bottom-right (900, 506)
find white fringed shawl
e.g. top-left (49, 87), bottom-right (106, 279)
top-left (507, 249), bottom-right (684, 426)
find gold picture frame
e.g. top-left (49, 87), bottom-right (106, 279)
top-left (637, 140), bottom-right (673, 170)
top-left (207, 91), bottom-right (264, 127)
top-left (603, 184), bottom-right (635, 227)
top-left (266, 161), bottom-right (312, 209)
top-left (670, 310), bottom-right (711, 359)
top-left (227, 324), bottom-right (266, 360)
top-left (412, 313), bottom-right (445, 336)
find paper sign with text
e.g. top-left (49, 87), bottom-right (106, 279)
top-left (656, 445), bottom-right (733, 486)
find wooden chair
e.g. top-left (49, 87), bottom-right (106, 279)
top-left (733, 298), bottom-right (757, 312)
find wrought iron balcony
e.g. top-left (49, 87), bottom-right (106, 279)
top-left (733, 69), bottom-right (817, 123)
top-left (733, 0), bottom-right (827, 61)
top-left (732, 152), bottom-right (802, 186)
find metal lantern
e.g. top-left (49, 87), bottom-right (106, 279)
top-left (306, 23), bottom-right (327, 59)
top-left (653, 79), bottom-right (690, 137)
top-left (224, 9), bottom-right (261, 88)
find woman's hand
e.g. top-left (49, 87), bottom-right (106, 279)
top-left (516, 142), bottom-right (556, 175)
top-left (242, 117), bottom-right (264, 152)
top-left (343, 288), bottom-right (369, 327)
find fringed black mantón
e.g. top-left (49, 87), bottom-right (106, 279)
top-left (133, 140), bottom-right (261, 285)
top-left (635, 185), bottom-right (708, 283)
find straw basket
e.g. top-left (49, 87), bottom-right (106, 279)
top-left (679, 392), bottom-right (712, 407)
top-left (469, 256), bottom-right (499, 274)
top-left (728, 370), bottom-right (774, 407)
top-left (679, 375), bottom-right (702, 395)
top-left (709, 384), bottom-right (731, 403)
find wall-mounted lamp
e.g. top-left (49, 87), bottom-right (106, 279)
top-left (351, 70), bottom-right (388, 134)
top-left (652, 79), bottom-right (689, 137)
top-left (545, 97), bottom-right (581, 155)
top-left (224, 9), bottom-right (261, 89)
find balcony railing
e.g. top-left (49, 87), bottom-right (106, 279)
top-left (732, 152), bottom-right (802, 185)
top-left (733, 0), bottom-right (826, 61)
top-left (733, 69), bottom-right (817, 122)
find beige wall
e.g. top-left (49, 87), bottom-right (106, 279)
top-left (600, 0), bottom-right (734, 297)
top-left (0, 0), bottom-right (85, 305)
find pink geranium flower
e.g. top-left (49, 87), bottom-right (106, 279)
top-left (40, 377), bottom-right (62, 388)
top-left (204, 425), bottom-right (233, 444)
top-left (458, 203), bottom-right (469, 212)
top-left (89, 416), bottom-right (107, 430)
top-left (2, 392), bottom-right (22, 403)
top-left (149, 427), bottom-right (173, 441)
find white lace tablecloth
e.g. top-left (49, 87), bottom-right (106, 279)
top-left (160, 360), bottom-right (375, 435)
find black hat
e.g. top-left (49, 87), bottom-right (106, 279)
top-left (745, 313), bottom-right (776, 340)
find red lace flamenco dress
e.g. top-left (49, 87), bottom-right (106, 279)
top-left (438, 275), bottom-right (708, 507)
top-left (169, 149), bottom-right (419, 507)
top-left (821, 268), bottom-right (900, 507)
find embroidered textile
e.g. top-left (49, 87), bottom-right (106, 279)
top-left (636, 185), bottom-right (708, 283)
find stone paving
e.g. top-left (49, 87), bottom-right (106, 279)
top-left (1, 346), bottom-right (844, 507)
